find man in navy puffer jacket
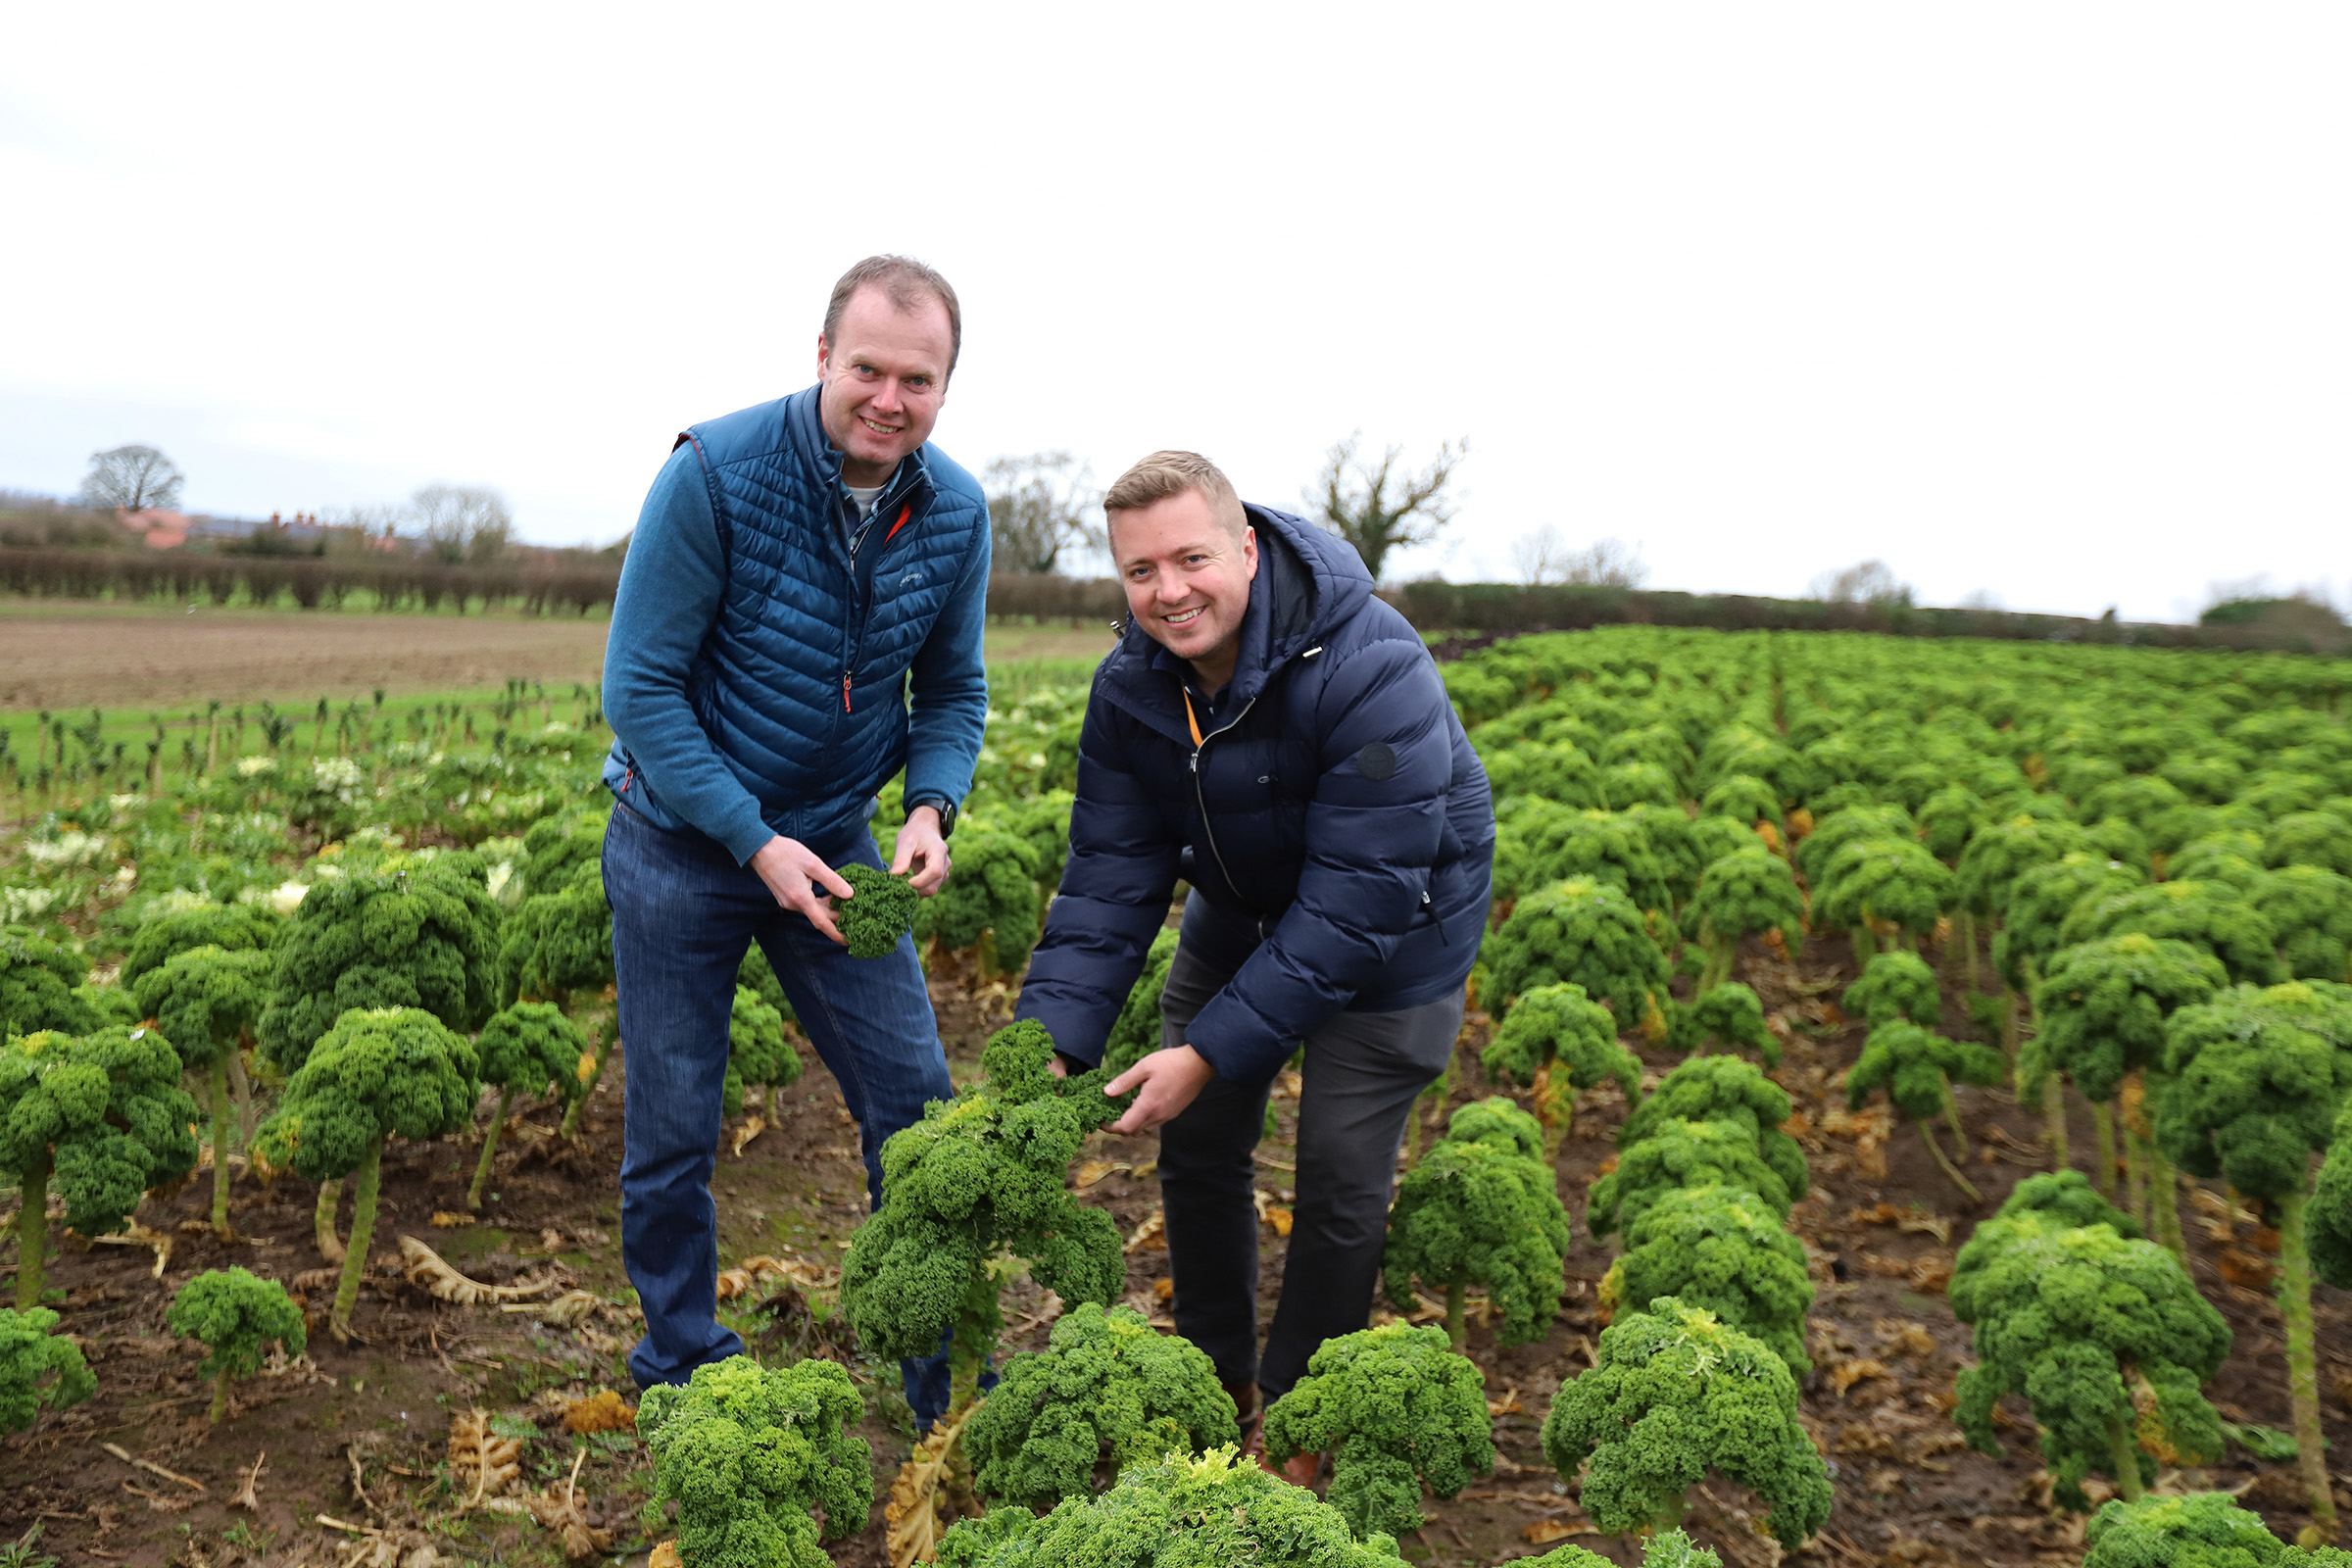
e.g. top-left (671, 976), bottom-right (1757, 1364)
top-left (599, 256), bottom-right (989, 1416)
top-left (1015, 450), bottom-right (1493, 1452)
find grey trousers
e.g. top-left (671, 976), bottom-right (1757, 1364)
top-left (1155, 939), bottom-right (1464, 1402)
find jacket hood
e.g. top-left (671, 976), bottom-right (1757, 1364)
top-left (1100, 504), bottom-right (1377, 715)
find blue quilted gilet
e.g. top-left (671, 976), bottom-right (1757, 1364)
top-left (627, 384), bottom-right (989, 849)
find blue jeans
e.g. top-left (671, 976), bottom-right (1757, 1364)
top-left (603, 801), bottom-right (958, 1415)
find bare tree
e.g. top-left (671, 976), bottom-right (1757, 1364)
top-left (1304, 432), bottom-right (1467, 582)
top-left (1511, 524), bottom-right (1566, 586)
top-left (411, 484), bottom-right (513, 565)
top-left (79, 445), bottom-right (185, 513)
top-left (1808, 560), bottom-right (1914, 607)
top-left (984, 453), bottom-right (1102, 574)
top-left (1563, 537), bottom-right (1648, 588)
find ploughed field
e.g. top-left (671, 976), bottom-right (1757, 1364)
top-left (2, 625), bottom-right (2350, 1568)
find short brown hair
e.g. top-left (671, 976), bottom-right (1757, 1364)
top-left (1103, 450), bottom-right (1248, 548)
top-left (823, 255), bottom-right (962, 377)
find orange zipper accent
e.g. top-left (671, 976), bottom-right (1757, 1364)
top-left (1182, 690), bottom-right (1204, 747)
top-left (843, 673), bottom-right (853, 713)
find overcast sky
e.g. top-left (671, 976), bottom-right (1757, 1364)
top-left (3, 6), bottom-right (2345, 621)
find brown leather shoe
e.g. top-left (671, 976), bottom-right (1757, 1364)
top-left (1279, 1449), bottom-right (1321, 1486)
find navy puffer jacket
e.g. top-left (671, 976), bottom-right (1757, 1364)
top-left (1015, 507), bottom-right (1494, 1084)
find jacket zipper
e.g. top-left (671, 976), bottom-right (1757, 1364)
top-left (1189, 695), bottom-right (1259, 903)
top-left (839, 500), bottom-right (917, 714)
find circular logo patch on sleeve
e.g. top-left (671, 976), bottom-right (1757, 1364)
top-left (1357, 742), bottom-right (1397, 782)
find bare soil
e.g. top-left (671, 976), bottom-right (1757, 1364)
top-left (3, 926), bottom-right (2345, 1568)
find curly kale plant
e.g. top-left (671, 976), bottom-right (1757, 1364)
top-left (2082, 1493), bottom-right (2293, 1568)
top-left (1950, 1170), bottom-right (2140, 1318)
top-left (166, 1266), bottom-right (305, 1422)
top-left (131, 944), bottom-right (271, 1235)
top-left (2157, 979), bottom-right (2352, 1533)
top-left (1384, 1098), bottom-right (1572, 1349)
top-left (1260, 1322), bottom-right (1494, 1541)
top-left (833, 862), bottom-right (920, 958)
top-left (1588, 1117), bottom-right (1797, 1240)
top-left (964, 1301), bottom-right (1239, 1512)
top-left (1954, 812), bottom-right (2096, 924)
top-left (1481, 877), bottom-right (1670, 1035)
top-left (467, 1002), bottom-right (588, 1209)
top-left (2034, 933), bottom-right (2228, 1245)
top-left (256, 1006), bottom-right (478, 1340)
top-left (1480, 982), bottom-right (1640, 1161)
top-left (1843, 950), bottom-right (1942, 1028)
top-left (1542, 1297), bottom-right (1832, 1547)
top-left (1700, 772), bottom-right (1783, 831)
top-left (2061, 881), bottom-right (2283, 988)
top-left (117, 903), bottom-right (280, 992)
top-left (1847, 1021), bottom-right (2007, 1202)
top-left (637, 1353), bottom-right (873, 1568)
top-left (1811, 834), bottom-right (1952, 956)
top-left (2310, 1105), bottom-right (2352, 1293)
top-left (1952, 1222), bottom-right (2229, 1509)
top-left (498, 873), bottom-right (611, 1008)
top-left (917, 827), bottom-right (1044, 979)
top-left (935, 1446), bottom-right (1408, 1568)
top-left (2267, 810), bottom-right (2352, 878)
top-left (0, 927), bottom-right (92, 1038)
top-left (1531, 1531), bottom-right (1724, 1568)
top-left (260, 862), bottom-right (503, 1070)
top-left (1616, 1054), bottom-right (1809, 1204)
top-left (840, 1020), bottom-right (1126, 1413)
top-left (1606, 1183), bottom-right (1813, 1376)
top-left (1670, 982), bottom-right (1780, 1067)
top-left (1101, 928), bottom-right (1178, 1081)
top-left (0, 1305), bottom-right (94, 1433)
top-left (0, 1025), bottom-right (199, 1308)
top-left (1682, 849), bottom-right (1804, 988)
top-left (2251, 865), bottom-right (2352, 983)
top-left (724, 984), bottom-right (803, 1120)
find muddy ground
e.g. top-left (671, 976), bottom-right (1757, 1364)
top-left (2, 920), bottom-right (2346, 1568)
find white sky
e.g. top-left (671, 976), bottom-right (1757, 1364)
top-left (2, 5), bottom-right (2345, 622)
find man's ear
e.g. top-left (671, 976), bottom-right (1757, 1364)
top-left (815, 332), bottom-right (832, 374)
top-left (1243, 524), bottom-right (1259, 577)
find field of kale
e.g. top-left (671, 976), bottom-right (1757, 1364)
top-left (3, 626), bottom-right (2352, 1568)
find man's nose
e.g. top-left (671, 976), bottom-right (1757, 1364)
top-left (869, 378), bottom-right (906, 414)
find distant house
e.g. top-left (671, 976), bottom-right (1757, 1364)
top-left (121, 509), bottom-right (190, 549)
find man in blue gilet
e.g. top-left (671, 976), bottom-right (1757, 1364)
top-left (599, 255), bottom-right (990, 1425)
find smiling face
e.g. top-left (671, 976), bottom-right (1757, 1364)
top-left (1112, 488), bottom-right (1258, 692)
top-left (816, 285), bottom-right (955, 488)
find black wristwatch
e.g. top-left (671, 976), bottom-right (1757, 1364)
top-left (906, 794), bottom-right (958, 839)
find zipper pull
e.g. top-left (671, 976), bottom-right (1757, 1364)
top-left (1190, 751), bottom-right (1200, 774)
top-left (843, 673), bottom-right (853, 713)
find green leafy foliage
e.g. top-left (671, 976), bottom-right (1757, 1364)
top-left (1952, 1221), bottom-right (2229, 1509)
top-left (964, 1300), bottom-right (1238, 1511)
top-left (2033, 934), bottom-right (2229, 1102)
top-left (836, 863), bottom-right (920, 959)
top-left (1951, 1171), bottom-right (2141, 1315)
top-left (476, 1001), bottom-right (589, 1102)
top-left (637, 1354), bottom-right (873, 1568)
top-left (1796, 804), bottom-right (1916, 887)
top-left (1481, 982), bottom-right (1641, 1103)
top-left (1993, 854), bottom-right (2146, 994)
top-left (2061, 881), bottom-right (2283, 988)
top-left (1955, 812), bottom-right (2096, 919)
top-left (1542, 1297), bottom-right (1832, 1547)
top-left (1681, 849), bottom-right (1804, 979)
top-left (1588, 1118), bottom-right (1795, 1239)
top-left (1101, 928), bottom-right (1178, 1081)
top-left (1481, 877), bottom-right (1669, 1030)
top-left (498, 879), bottom-right (612, 1007)
top-left (2157, 981), bottom-right (2352, 1202)
top-left (1616, 1055), bottom-right (1809, 1202)
top-left (0, 1306), bottom-right (94, 1433)
top-left (1843, 951), bottom-right (1942, 1028)
top-left (2267, 811), bottom-right (2352, 877)
top-left (257, 1006), bottom-right (480, 1181)
top-left (1383, 1099), bottom-right (1572, 1347)
top-left (116, 904), bottom-right (281, 992)
top-left (2251, 865), bottom-right (2352, 983)
top-left (2308, 1105), bottom-right (2352, 1289)
top-left (1533, 1532), bottom-right (1723, 1568)
top-left (166, 1267), bottom-right (305, 1415)
top-left (1261, 1322), bottom-right (1494, 1540)
top-left (1917, 783), bottom-right (1989, 861)
top-left (2082, 1493), bottom-right (2286, 1568)
top-left (1700, 773), bottom-right (1782, 829)
top-left (0, 928), bottom-right (91, 1038)
top-left (258, 864), bottom-right (502, 1072)
top-left (934, 1446), bottom-right (1408, 1568)
top-left (723, 986), bottom-right (802, 1117)
top-left (1811, 835), bottom-right (1952, 942)
top-left (1609, 1184), bottom-right (1814, 1376)
top-left (840, 1021), bottom-right (1126, 1368)
top-left (1669, 983), bottom-right (1780, 1067)
top-left (917, 826), bottom-right (1043, 974)
top-left (1847, 1021), bottom-right (2009, 1124)
top-left (129, 945), bottom-right (271, 1069)
top-left (0, 1024), bottom-right (199, 1236)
